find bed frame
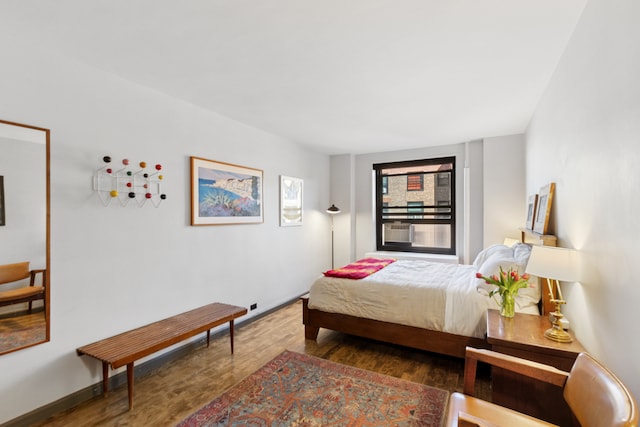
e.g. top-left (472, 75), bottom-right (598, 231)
top-left (302, 232), bottom-right (556, 359)
top-left (301, 296), bottom-right (487, 358)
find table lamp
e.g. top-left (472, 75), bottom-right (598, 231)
top-left (525, 245), bottom-right (580, 343)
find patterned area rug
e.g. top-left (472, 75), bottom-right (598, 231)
top-left (0, 324), bottom-right (46, 353)
top-left (177, 350), bottom-right (449, 426)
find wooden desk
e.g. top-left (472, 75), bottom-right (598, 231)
top-left (77, 302), bottom-right (247, 410)
top-left (486, 309), bottom-right (585, 426)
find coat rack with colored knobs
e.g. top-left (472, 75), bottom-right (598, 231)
top-left (93, 156), bottom-right (166, 207)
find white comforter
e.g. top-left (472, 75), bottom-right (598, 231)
top-left (308, 259), bottom-right (538, 339)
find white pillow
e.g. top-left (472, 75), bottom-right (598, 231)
top-left (475, 243), bottom-right (540, 310)
top-left (512, 242), bottom-right (532, 268)
top-left (472, 244), bottom-right (512, 269)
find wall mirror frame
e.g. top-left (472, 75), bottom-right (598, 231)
top-left (0, 118), bottom-right (50, 355)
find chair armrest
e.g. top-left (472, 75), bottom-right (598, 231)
top-left (29, 269), bottom-right (46, 287)
top-left (458, 412), bottom-right (503, 427)
top-left (462, 347), bottom-right (569, 396)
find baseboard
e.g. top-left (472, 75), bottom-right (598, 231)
top-left (2, 296), bottom-right (303, 427)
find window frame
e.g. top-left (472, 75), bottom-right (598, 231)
top-left (373, 156), bottom-right (456, 255)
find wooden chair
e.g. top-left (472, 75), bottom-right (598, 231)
top-left (0, 262), bottom-right (46, 314)
top-left (445, 347), bottom-right (638, 427)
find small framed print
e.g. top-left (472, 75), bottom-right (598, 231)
top-left (280, 175), bottom-right (303, 226)
top-left (533, 183), bottom-right (555, 234)
top-left (190, 156), bottom-right (263, 225)
top-left (525, 194), bottom-right (538, 230)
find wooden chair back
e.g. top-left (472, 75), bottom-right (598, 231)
top-left (0, 262), bottom-right (45, 313)
top-left (565, 352), bottom-right (638, 427)
top-left (446, 347), bottom-right (638, 427)
top-left (0, 262), bottom-right (31, 285)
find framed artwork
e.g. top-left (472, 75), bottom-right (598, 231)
top-left (280, 175), bottom-right (303, 226)
top-left (525, 194), bottom-right (538, 230)
top-left (190, 156), bottom-right (263, 225)
top-left (533, 182), bottom-right (555, 234)
top-left (0, 176), bottom-right (4, 226)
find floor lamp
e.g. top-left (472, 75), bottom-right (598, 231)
top-left (326, 204), bottom-right (340, 269)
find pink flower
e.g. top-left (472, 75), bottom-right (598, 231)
top-left (476, 266), bottom-right (531, 303)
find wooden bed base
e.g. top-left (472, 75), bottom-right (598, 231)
top-left (301, 296), bottom-right (487, 358)
top-left (302, 235), bottom-right (557, 358)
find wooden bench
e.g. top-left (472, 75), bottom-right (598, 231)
top-left (76, 302), bottom-right (247, 409)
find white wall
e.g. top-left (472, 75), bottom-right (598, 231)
top-left (0, 137), bottom-right (46, 267)
top-left (483, 134), bottom-right (526, 246)
top-left (0, 41), bottom-right (330, 423)
top-left (328, 154), bottom-right (355, 268)
top-left (526, 0), bottom-right (640, 399)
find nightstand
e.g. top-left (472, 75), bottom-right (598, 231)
top-left (486, 309), bottom-right (585, 426)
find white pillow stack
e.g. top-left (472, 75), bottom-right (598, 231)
top-left (473, 243), bottom-right (541, 310)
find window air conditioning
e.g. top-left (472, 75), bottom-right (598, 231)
top-left (383, 222), bottom-right (413, 243)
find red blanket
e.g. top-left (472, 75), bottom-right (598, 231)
top-left (323, 258), bottom-right (395, 279)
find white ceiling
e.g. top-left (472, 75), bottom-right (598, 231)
top-left (2, 1), bottom-right (586, 154)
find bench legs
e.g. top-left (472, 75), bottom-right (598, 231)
top-left (100, 362), bottom-right (135, 410)
top-left (206, 320), bottom-right (235, 352)
top-left (99, 320), bottom-right (238, 411)
top-left (102, 362), bottom-right (109, 394)
top-left (127, 363), bottom-right (134, 410)
top-left (230, 319), bottom-right (235, 354)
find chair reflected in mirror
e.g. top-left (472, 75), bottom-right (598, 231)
top-left (0, 262), bottom-right (47, 354)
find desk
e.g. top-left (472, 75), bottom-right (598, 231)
top-left (486, 309), bottom-right (585, 426)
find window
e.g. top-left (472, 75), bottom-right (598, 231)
top-left (407, 174), bottom-right (423, 191)
top-left (374, 157), bottom-right (455, 255)
top-left (407, 201), bottom-right (424, 219)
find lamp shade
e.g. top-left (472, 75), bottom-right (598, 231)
top-left (326, 204), bottom-right (341, 214)
top-left (525, 246), bottom-right (580, 282)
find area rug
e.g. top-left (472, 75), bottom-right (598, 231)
top-left (0, 324), bottom-right (46, 353)
top-left (177, 350), bottom-right (449, 426)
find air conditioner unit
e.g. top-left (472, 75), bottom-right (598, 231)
top-left (383, 222), bottom-right (413, 243)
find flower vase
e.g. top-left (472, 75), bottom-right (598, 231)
top-left (500, 292), bottom-right (515, 318)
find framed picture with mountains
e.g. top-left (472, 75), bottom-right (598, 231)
top-left (190, 156), bottom-right (264, 226)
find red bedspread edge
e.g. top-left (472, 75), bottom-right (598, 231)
top-left (323, 257), bottom-right (395, 279)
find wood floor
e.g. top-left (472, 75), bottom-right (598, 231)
top-left (31, 299), bottom-right (490, 426)
top-left (0, 308), bottom-right (47, 355)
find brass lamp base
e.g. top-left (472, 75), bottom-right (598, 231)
top-left (544, 325), bottom-right (573, 343)
top-left (545, 296), bottom-right (572, 343)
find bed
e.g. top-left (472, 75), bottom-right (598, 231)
top-left (302, 242), bottom-right (545, 358)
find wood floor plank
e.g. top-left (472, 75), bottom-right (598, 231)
top-left (31, 300), bottom-right (490, 426)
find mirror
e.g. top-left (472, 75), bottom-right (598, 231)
top-left (0, 119), bottom-right (50, 355)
